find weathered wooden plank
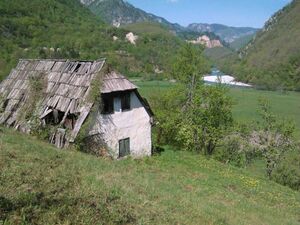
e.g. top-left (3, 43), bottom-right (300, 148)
top-left (35, 60), bottom-right (47, 71)
top-left (0, 111), bottom-right (11, 124)
top-left (69, 99), bottom-right (77, 114)
top-left (12, 79), bottom-right (24, 90)
top-left (63, 62), bottom-right (75, 73)
top-left (71, 75), bottom-right (83, 86)
top-left (36, 60), bottom-right (55, 71)
top-left (60, 101), bottom-right (73, 125)
top-left (48, 72), bottom-right (61, 82)
top-left (54, 96), bottom-right (64, 111)
top-left (48, 95), bottom-right (60, 108)
top-left (6, 111), bottom-right (18, 126)
top-left (7, 89), bottom-right (24, 100)
top-left (19, 80), bottom-right (29, 90)
top-left (54, 97), bottom-right (70, 112)
top-left (82, 87), bottom-right (91, 101)
top-left (68, 103), bottom-right (93, 142)
top-left (17, 60), bottom-right (29, 71)
top-left (78, 62), bottom-right (91, 74)
top-left (90, 61), bottom-right (105, 74)
top-left (8, 69), bottom-right (18, 79)
top-left (46, 82), bottom-right (55, 93)
top-left (55, 83), bottom-right (69, 96)
top-left (59, 73), bottom-right (72, 83)
top-left (26, 60), bottom-right (39, 71)
top-left (50, 128), bottom-right (66, 148)
top-left (4, 99), bottom-right (19, 112)
top-left (51, 61), bottom-right (65, 72)
top-left (40, 108), bottom-right (53, 119)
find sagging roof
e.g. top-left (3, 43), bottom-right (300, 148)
top-left (0, 59), bottom-right (139, 141)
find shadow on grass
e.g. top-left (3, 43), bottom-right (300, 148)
top-left (0, 189), bottom-right (137, 225)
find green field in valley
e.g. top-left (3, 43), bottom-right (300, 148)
top-left (1, 127), bottom-right (300, 225)
top-left (134, 80), bottom-right (300, 138)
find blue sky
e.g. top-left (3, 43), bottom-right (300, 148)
top-left (127, 0), bottom-right (292, 28)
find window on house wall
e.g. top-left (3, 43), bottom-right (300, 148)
top-left (119, 138), bottom-right (130, 158)
top-left (121, 93), bottom-right (130, 111)
top-left (102, 95), bottom-right (114, 114)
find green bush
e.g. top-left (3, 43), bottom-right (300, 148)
top-left (272, 148), bottom-right (300, 191)
top-left (214, 134), bottom-right (256, 167)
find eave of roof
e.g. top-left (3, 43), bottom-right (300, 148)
top-left (101, 72), bottom-right (137, 94)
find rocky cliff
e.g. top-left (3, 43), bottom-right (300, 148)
top-left (188, 35), bottom-right (223, 48)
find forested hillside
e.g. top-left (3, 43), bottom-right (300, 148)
top-left (221, 0), bottom-right (300, 90)
top-left (0, 0), bottom-right (184, 80)
top-left (0, 0), bottom-right (104, 79)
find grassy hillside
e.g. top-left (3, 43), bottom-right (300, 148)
top-left (224, 0), bottom-right (300, 90)
top-left (1, 127), bottom-right (300, 225)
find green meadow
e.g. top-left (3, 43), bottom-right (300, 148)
top-left (1, 127), bottom-right (300, 225)
top-left (1, 80), bottom-right (300, 225)
top-left (134, 80), bottom-right (300, 138)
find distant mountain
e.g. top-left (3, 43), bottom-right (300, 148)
top-left (224, 0), bottom-right (300, 90)
top-left (80, 0), bottom-right (256, 45)
top-left (187, 23), bottom-right (259, 43)
top-left (80, 0), bottom-right (184, 32)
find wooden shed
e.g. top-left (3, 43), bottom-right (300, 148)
top-left (0, 59), bottom-right (153, 158)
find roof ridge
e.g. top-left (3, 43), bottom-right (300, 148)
top-left (19, 58), bottom-right (106, 63)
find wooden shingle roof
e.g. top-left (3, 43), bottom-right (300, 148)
top-left (102, 72), bottom-right (137, 94)
top-left (0, 59), bottom-right (140, 142)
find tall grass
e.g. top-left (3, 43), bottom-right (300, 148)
top-left (1, 128), bottom-right (300, 225)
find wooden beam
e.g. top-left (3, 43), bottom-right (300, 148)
top-left (68, 103), bottom-right (93, 142)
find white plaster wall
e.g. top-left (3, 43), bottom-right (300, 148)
top-left (90, 92), bottom-right (152, 159)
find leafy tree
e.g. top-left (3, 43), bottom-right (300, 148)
top-left (172, 43), bottom-right (208, 105)
top-left (176, 85), bottom-right (233, 154)
top-left (255, 98), bottom-right (296, 177)
top-left (153, 43), bottom-right (234, 154)
top-left (149, 87), bottom-right (184, 146)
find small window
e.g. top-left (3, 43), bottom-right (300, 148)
top-left (119, 138), bottom-right (130, 158)
top-left (102, 95), bottom-right (114, 114)
top-left (121, 93), bottom-right (130, 111)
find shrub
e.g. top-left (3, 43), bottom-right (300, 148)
top-left (272, 148), bottom-right (300, 191)
top-left (214, 133), bottom-right (257, 167)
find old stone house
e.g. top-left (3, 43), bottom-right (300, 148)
top-left (0, 59), bottom-right (153, 158)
